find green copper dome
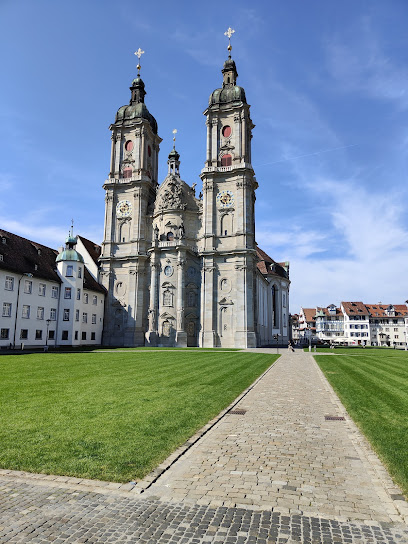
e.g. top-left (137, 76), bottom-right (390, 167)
top-left (209, 86), bottom-right (247, 105)
top-left (115, 76), bottom-right (158, 134)
top-left (56, 249), bottom-right (84, 263)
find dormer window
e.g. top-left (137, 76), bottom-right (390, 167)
top-left (1, 237), bottom-right (6, 244)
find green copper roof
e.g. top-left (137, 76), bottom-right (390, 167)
top-left (56, 248), bottom-right (84, 263)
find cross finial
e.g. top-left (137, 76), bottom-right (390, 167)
top-left (172, 128), bottom-right (177, 148)
top-left (134, 48), bottom-right (145, 76)
top-left (70, 219), bottom-right (74, 237)
top-left (224, 27), bottom-right (235, 57)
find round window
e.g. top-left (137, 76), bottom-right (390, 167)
top-left (125, 140), bottom-right (133, 152)
top-left (222, 125), bottom-right (231, 138)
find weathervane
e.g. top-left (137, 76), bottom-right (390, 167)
top-left (172, 128), bottom-right (177, 148)
top-left (134, 48), bottom-right (145, 76)
top-left (224, 27), bottom-right (235, 57)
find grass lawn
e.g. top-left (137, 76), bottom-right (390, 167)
top-left (0, 351), bottom-right (277, 482)
top-left (315, 349), bottom-right (408, 496)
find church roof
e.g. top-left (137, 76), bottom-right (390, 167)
top-left (77, 235), bottom-right (101, 265)
top-left (256, 247), bottom-right (289, 279)
top-left (0, 229), bottom-right (60, 283)
top-left (115, 76), bottom-right (158, 134)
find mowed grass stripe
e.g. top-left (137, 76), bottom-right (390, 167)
top-left (316, 351), bottom-right (408, 496)
top-left (0, 351), bottom-right (276, 483)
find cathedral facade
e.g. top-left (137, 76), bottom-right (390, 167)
top-left (99, 52), bottom-right (290, 348)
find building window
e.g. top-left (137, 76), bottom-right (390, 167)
top-left (24, 280), bottom-right (32, 294)
top-left (0, 254), bottom-right (3, 261)
top-left (91, 332), bottom-right (96, 341)
top-left (82, 312), bottom-right (87, 323)
top-left (1, 328), bottom-right (9, 340)
top-left (77, 288), bottom-right (81, 300)
top-left (38, 283), bottom-right (46, 296)
top-left (5, 276), bottom-right (14, 291)
top-left (64, 287), bottom-right (71, 299)
top-left (37, 307), bottom-right (44, 320)
top-left (78, 267), bottom-right (82, 279)
top-left (66, 265), bottom-right (73, 277)
top-left (167, 232), bottom-right (174, 241)
top-left (2, 302), bottom-right (11, 317)
top-left (74, 331), bottom-right (78, 340)
top-left (221, 154), bottom-right (232, 167)
top-left (75, 309), bottom-right (79, 322)
top-left (35, 330), bottom-right (42, 340)
top-left (92, 295), bottom-right (97, 305)
top-left (63, 309), bottom-right (70, 321)
top-left (125, 140), bottom-right (134, 152)
top-left (222, 125), bottom-right (232, 138)
top-left (84, 293), bottom-right (88, 304)
top-left (51, 286), bottom-right (59, 298)
top-left (62, 330), bottom-right (69, 341)
top-left (123, 167), bottom-right (133, 178)
top-left (163, 290), bottom-right (172, 306)
top-left (22, 305), bottom-right (30, 319)
top-left (48, 330), bottom-right (55, 340)
top-left (20, 329), bottom-right (28, 340)
top-left (82, 331), bottom-right (87, 340)
top-left (50, 308), bottom-right (57, 320)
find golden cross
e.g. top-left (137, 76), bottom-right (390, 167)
top-left (172, 129), bottom-right (177, 147)
top-left (224, 27), bottom-right (235, 55)
top-left (134, 48), bottom-right (145, 75)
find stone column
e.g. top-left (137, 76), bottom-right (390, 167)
top-left (206, 119), bottom-right (211, 165)
top-left (175, 251), bottom-right (187, 347)
top-left (201, 261), bottom-right (216, 347)
top-left (109, 134), bottom-right (115, 177)
top-left (146, 251), bottom-right (159, 346)
top-left (241, 112), bottom-right (247, 162)
top-left (211, 118), bottom-right (218, 166)
top-left (114, 133), bottom-right (122, 176)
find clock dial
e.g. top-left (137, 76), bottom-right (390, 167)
top-left (216, 190), bottom-right (234, 208)
top-left (116, 200), bottom-right (132, 218)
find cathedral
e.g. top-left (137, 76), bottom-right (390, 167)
top-left (99, 40), bottom-right (290, 348)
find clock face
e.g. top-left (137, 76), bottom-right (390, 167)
top-left (216, 190), bottom-right (234, 208)
top-left (116, 200), bottom-right (132, 218)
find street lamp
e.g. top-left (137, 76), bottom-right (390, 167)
top-left (45, 319), bottom-right (51, 350)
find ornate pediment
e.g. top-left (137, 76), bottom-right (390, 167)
top-left (219, 297), bottom-right (234, 305)
top-left (160, 312), bottom-right (175, 320)
top-left (186, 282), bottom-right (198, 289)
top-left (185, 312), bottom-right (198, 319)
top-left (157, 178), bottom-right (187, 211)
top-left (161, 281), bottom-right (175, 289)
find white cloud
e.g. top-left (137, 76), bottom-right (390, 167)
top-left (325, 19), bottom-right (408, 108)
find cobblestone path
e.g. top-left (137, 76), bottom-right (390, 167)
top-left (0, 350), bottom-right (407, 543)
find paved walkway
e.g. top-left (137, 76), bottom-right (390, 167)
top-left (0, 350), bottom-right (407, 543)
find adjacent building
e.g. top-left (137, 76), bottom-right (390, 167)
top-left (0, 229), bottom-right (105, 349)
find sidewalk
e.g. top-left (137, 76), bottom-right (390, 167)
top-left (144, 350), bottom-right (406, 524)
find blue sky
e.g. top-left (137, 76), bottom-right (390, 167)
top-left (1, 0), bottom-right (407, 312)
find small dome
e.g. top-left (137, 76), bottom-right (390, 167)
top-left (209, 86), bottom-right (247, 105)
top-left (168, 147), bottom-right (180, 161)
top-left (115, 102), bottom-right (158, 134)
top-left (56, 249), bottom-right (84, 263)
top-left (222, 58), bottom-right (237, 74)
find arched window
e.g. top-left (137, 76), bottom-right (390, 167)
top-left (222, 126), bottom-right (231, 138)
top-left (125, 140), bottom-right (133, 152)
top-left (167, 232), bottom-right (174, 241)
top-left (221, 154), bottom-right (232, 167)
top-left (272, 285), bottom-right (279, 327)
top-left (188, 291), bottom-right (196, 307)
top-left (123, 167), bottom-right (132, 178)
top-left (163, 290), bottom-right (172, 306)
top-left (221, 214), bottom-right (232, 236)
top-left (162, 320), bottom-right (171, 337)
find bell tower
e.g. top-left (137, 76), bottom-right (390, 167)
top-left (199, 29), bottom-right (258, 348)
top-left (100, 50), bottom-right (162, 346)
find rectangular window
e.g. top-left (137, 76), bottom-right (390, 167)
top-left (82, 331), bottom-right (87, 340)
top-left (20, 329), bottom-right (28, 340)
top-left (39, 283), bottom-right (46, 296)
top-left (82, 312), bottom-right (87, 323)
top-left (63, 309), bottom-right (70, 321)
top-left (74, 331), bottom-right (78, 340)
top-left (78, 267), bottom-right (82, 279)
top-left (91, 332), bottom-right (96, 341)
top-left (92, 295), bottom-right (97, 305)
top-left (62, 330), bottom-right (69, 340)
top-left (22, 305), bottom-right (30, 319)
top-left (37, 307), bottom-right (44, 320)
top-left (394, 328), bottom-right (398, 332)
top-left (76, 288), bottom-right (81, 300)
top-left (75, 309), bottom-right (79, 322)
top-left (92, 314), bottom-right (96, 324)
top-left (66, 265), bottom-right (73, 277)
top-left (24, 280), bottom-right (32, 294)
top-left (84, 293), bottom-right (88, 304)
top-left (51, 286), bottom-right (59, 298)
top-left (2, 302), bottom-right (11, 317)
top-left (5, 276), bottom-right (14, 290)
top-left (48, 330), bottom-right (55, 340)
top-left (1, 328), bottom-right (9, 340)
top-left (64, 287), bottom-right (72, 299)
top-left (35, 330), bottom-right (42, 340)
top-left (50, 308), bottom-right (57, 320)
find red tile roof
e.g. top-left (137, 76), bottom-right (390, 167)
top-left (78, 235), bottom-right (101, 265)
top-left (301, 308), bottom-right (316, 322)
top-left (256, 247), bottom-right (289, 279)
top-left (341, 301), bottom-right (370, 316)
